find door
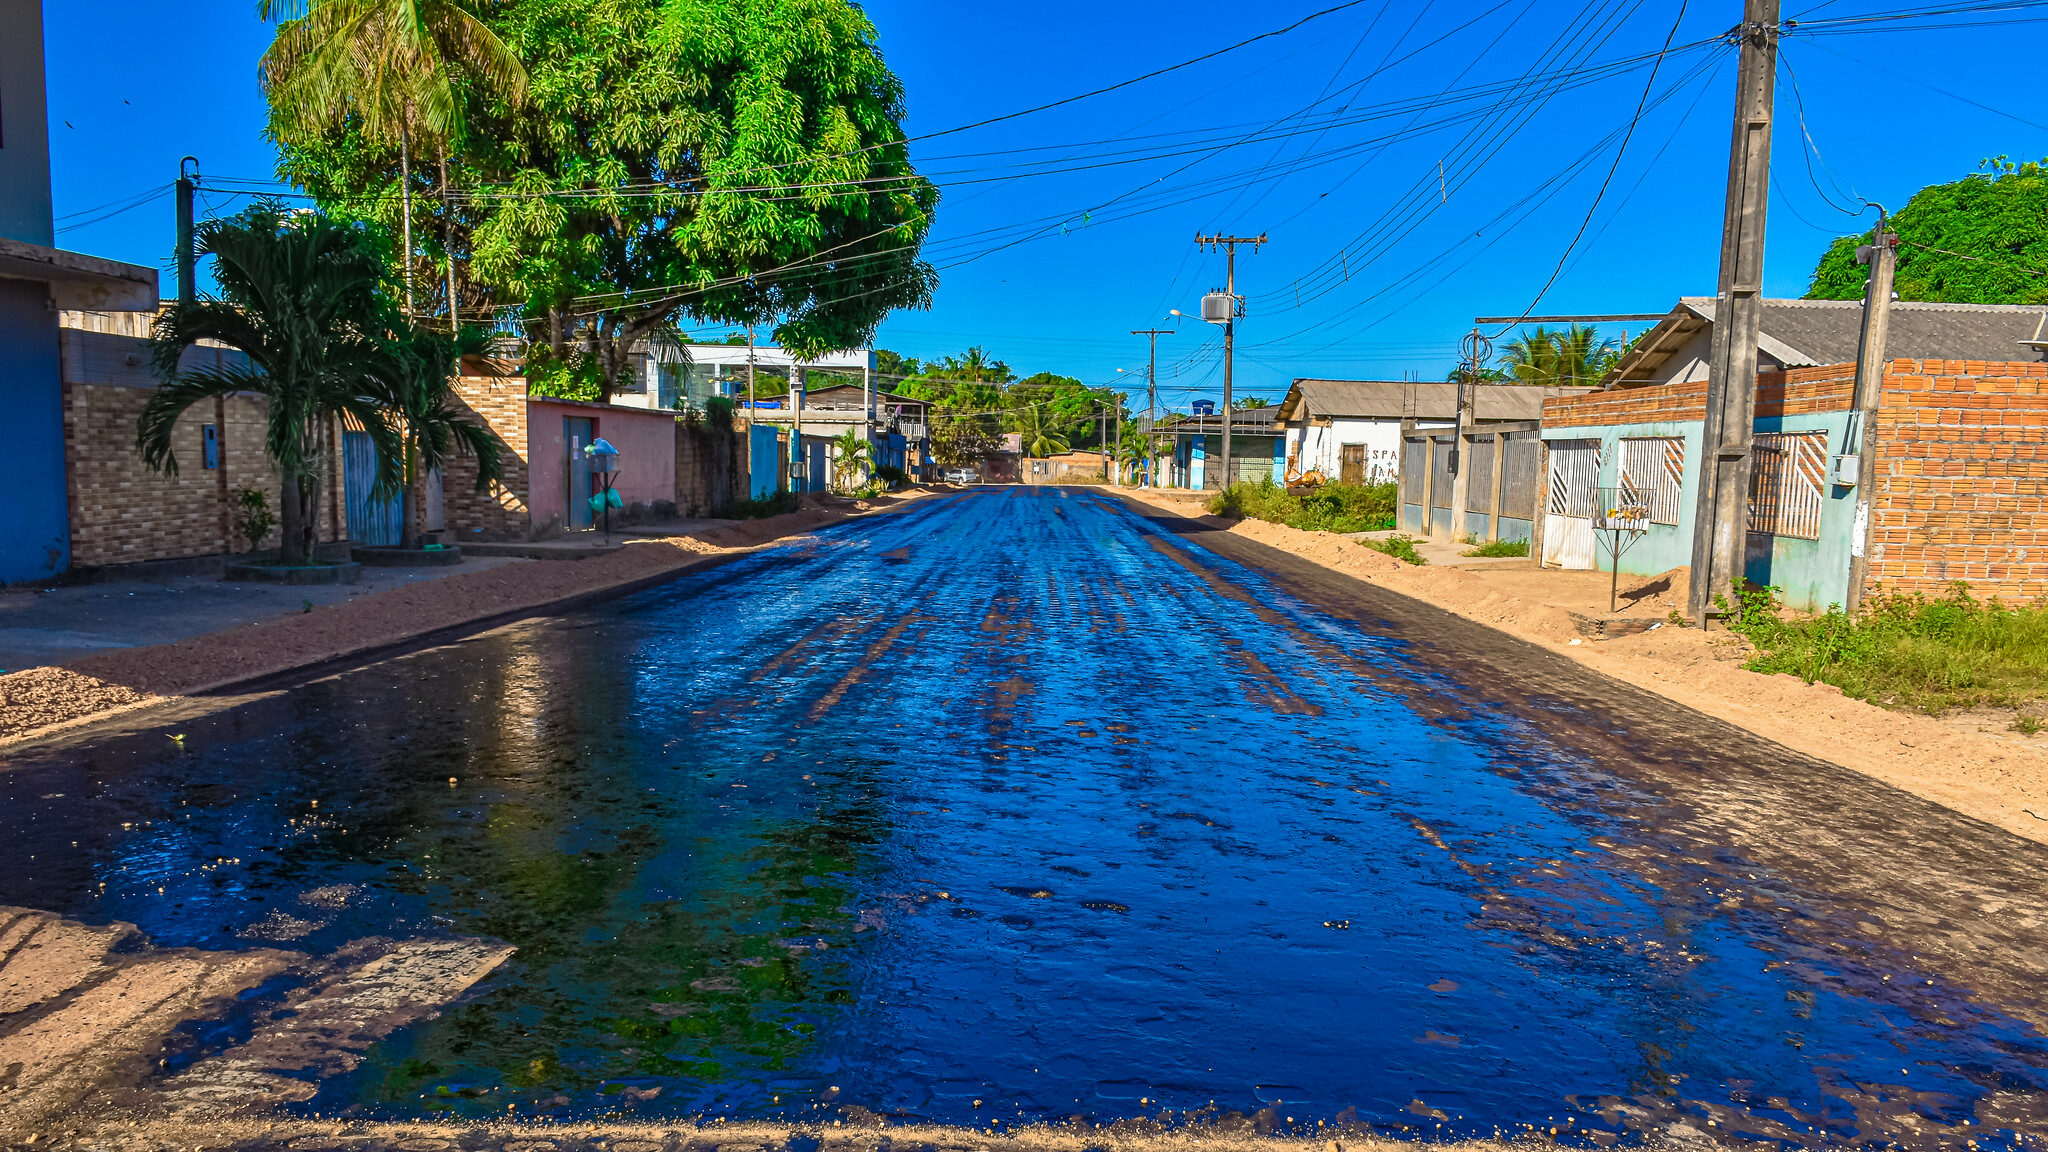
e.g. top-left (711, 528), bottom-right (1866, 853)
top-left (564, 416), bottom-right (595, 528)
top-left (343, 430), bottom-right (400, 546)
top-left (1542, 438), bottom-right (1601, 570)
top-left (1339, 443), bottom-right (1366, 485)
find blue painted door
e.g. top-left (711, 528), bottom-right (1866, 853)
top-left (565, 417), bottom-right (595, 528)
top-left (343, 430), bottom-right (401, 546)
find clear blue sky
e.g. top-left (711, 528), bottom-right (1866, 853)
top-left (43, 1), bottom-right (2048, 408)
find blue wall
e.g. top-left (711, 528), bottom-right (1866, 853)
top-left (748, 424), bottom-right (783, 500)
top-left (0, 280), bottom-right (66, 582)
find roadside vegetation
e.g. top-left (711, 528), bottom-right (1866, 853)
top-left (1208, 478), bottom-right (1397, 533)
top-left (1727, 583), bottom-right (2048, 714)
top-left (1463, 537), bottom-right (1530, 557)
top-left (1361, 534), bottom-right (1427, 565)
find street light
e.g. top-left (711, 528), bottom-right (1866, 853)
top-left (585, 438), bottom-right (621, 545)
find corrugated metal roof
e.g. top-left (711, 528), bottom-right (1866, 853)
top-left (1278, 380), bottom-right (1589, 423)
top-left (1608, 297), bottom-right (2048, 385)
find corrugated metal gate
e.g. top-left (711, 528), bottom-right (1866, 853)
top-left (343, 430), bottom-right (401, 547)
top-left (1501, 434), bottom-right (1540, 522)
top-left (1462, 435), bottom-right (1496, 515)
top-left (1543, 438), bottom-right (1601, 570)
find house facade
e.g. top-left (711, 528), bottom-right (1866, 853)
top-left (1276, 379), bottom-right (1588, 488)
top-left (1157, 404), bottom-right (1284, 490)
top-left (1537, 297), bottom-right (2048, 610)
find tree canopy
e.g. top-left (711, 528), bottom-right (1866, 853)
top-left (1807, 157), bottom-right (2048, 305)
top-left (273, 0), bottom-right (939, 399)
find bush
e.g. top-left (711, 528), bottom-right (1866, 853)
top-left (1726, 582), bottom-right (2048, 713)
top-left (713, 490), bottom-right (803, 519)
top-left (1361, 534), bottom-right (1427, 565)
top-left (875, 465), bottom-right (908, 489)
top-left (1206, 477), bottom-right (1396, 534)
top-left (231, 486), bottom-right (276, 553)
top-left (1463, 537), bottom-right (1530, 558)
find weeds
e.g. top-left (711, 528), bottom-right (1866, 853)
top-left (713, 490), bottom-right (804, 519)
top-left (1724, 582), bottom-right (2048, 714)
top-left (2014, 714), bottom-right (2044, 736)
top-left (1208, 478), bottom-right (1397, 534)
top-left (1361, 534), bottom-right (1427, 565)
top-left (1462, 537), bottom-right (1530, 558)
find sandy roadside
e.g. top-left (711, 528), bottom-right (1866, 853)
top-left (1115, 488), bottom-right (2048, 848)
top-left (0, 490), bottom-right (946, 749)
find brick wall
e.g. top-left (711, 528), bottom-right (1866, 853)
top-left (61, 326), bottom-right (350, 568)
top-left (1867, 358), bottom-right (2048, 600)
top-left (1542, 364), bottom-right (1857, 429)
top-left (443, 373), bottom-right (532, 538)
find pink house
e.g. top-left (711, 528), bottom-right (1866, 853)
top-left (444, 376), bottom-right (680, 539)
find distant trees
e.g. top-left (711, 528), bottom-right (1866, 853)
top-left (1497, 324), bottom-right (1619, 388)
top-left (1807, 157), bottom-right (2048, 304)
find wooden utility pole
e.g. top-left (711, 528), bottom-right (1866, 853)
top-left (1687, 0), bottom-right (1781, 628)
top-left (1196, 232), bottom-right (1266, 490)
top-left (1846, 214), bottom-right (1898, 617)
top-left (1134, 328), bottom-right (1170, 488)
top-left (176, 157), bottom-right (199, 305)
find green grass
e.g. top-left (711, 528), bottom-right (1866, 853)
top-left (1462, 537), bottom-right (1531, 558)
top-left (1726, 582), bottom-right (2048, 714)
top-left (713, 490), bottom-right (804, 519)
top-left (1361, 534), bottom-right (1427, 565)
top-left (1207, 477), bottom-right (1397, 534)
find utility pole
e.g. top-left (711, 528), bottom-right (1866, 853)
top-left (1687, 0), bottom-right (1780, 628)
top-left (1196, 232), bottom-right (1266, 490)
top-left (175, 157), bottom-right (199, 305)
top-left (1845, 212), bottom-right (1897, 618)
top-left (1133, 327), bottom-right (1170, 488)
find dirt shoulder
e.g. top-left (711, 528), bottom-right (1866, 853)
top-left (0, 490), bottom-right (945, 750)
top-left (1118, 488), bottom-right (2048, 848)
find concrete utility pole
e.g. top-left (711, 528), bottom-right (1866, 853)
top-left (1846, 213), bottom-right (1897, 618)
top-left (1196, 232), bottom-right (1266, 489)
top-left (746, 325), bottom-right (757, 430)
top-left (1134, 327), bottom-right (1170, 488)
top-left (175, 157), bottom-right (199, 305)
top-left (1687, 0), bottom-right (1780, 628)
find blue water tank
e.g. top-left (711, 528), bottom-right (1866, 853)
top-left (1192, 399), bottom-right (1216, 417)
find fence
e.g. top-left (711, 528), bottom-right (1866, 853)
top-left (1396, 420), bottom-right (1541, 544)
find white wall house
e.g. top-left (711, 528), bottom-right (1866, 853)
top-left (1274, 380), bottom-right (1580, 484)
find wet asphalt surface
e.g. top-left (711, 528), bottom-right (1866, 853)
top-left (5, 487), bottom-right (2048, 1148)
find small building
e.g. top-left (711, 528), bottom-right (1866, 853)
top-left (1537, 297), bottom-right (2048, 610)
top-left (745, 383), bottom-right (933, 489)
top-left (1276, 379), bottom-right (1588, 486)
top-left (1024, 450), bottom-right (1110, 485)
top-left (1155, 403), bottom-right (1283, 490)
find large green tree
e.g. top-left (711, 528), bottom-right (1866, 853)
top-left (1807, 157), bottom-right (2048, 304)
top-left (260, 0), bottom-right (530, 318)
top-left (278, 0), bottom-right (938, 401)
top-left (1497, 324), bottom-right (1618, 388)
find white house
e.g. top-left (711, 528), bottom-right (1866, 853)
top-left (1274, 379), bottom-right (1586, 484)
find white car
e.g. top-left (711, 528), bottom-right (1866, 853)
top-left (942, 468), bottom-right (978, 485)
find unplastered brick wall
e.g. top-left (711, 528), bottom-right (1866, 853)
top-left (1541, 363), bottom-right (1857, 429)
top-left (444, 373), bottom-right (532, 538)
top-left (1867, 358), bottom-right (2048, 601)
top-left (62, 323), bottom-right (360, 568)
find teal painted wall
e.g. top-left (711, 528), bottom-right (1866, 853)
top-left (1542, 413), bottom-right (1855, 611)
top-left (748, 424), bottom-right (783, 500)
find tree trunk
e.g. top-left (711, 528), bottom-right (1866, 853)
top-left (439, 148), bottom-right (457, 334)
top-left (399, 137), bottom-right (416, 316)
top-left (279, 473), bottom-right (306, 566)
top-left (400, 443), bottom-right (421, 548)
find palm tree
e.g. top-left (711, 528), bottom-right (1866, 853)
top-left (1012, 403), bottom-right (1070, 458)
top-left (368, 325), bottom-right (505, 545)
top-left (143, 206), bottom-right (402, 566)
top-left (1499, 324), bottom-right (1619, 388)
top-left (259, 0), bottom-right (529, 320)
top-left (830, 428), bottom-right (872, 491)
top-left (1115, 432), bottom-right (1162, 485)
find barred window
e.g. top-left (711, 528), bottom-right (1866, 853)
top-left (1749, 430), bottom-right (1830, 540)
top-left (1618, 437), bottom-right (1684, 525)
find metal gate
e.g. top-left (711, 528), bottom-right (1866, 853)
top-left (343, 430), bottom-right (401, 546)
top-left (565, 417), bottom-right (595, 528)
top-left (1542, 438), bottom-right (1601, 570)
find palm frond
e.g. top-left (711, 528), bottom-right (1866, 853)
top-left (137, 366), bottom-right (273, 475)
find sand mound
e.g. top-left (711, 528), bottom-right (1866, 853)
top-left (0, 668), bottom-right (153, 742)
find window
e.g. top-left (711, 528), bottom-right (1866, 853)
top-left (1618, 436), bottom-right (1684, 525)
top-left (1749, 430), bottom-right (1829, 540)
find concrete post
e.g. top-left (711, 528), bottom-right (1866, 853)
top-left (1846, 218), bottom-right (1898, 617)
